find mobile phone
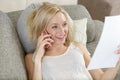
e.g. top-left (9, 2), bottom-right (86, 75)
top-left (44, 30), bottom-right (53, 48)
top-left (44, 30), bottom-right (49, 34)
top-left (44, 30), bottom-right (53, 39)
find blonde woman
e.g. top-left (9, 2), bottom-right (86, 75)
top-left (25, 2), bottom-right (120, 80)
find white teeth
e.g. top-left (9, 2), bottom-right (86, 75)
top-left (56, 36), bottom-right (64, 38)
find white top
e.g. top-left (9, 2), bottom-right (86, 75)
top-left (41, 43), bottom-right (93, 80)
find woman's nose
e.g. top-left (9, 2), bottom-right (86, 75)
top-left (58, 27), bottom-right (65, 34)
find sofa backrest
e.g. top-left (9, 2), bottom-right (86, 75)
top-left (0, 10), bottom-right (27, 80)
top-left (7, 4), bottom-right (92, 28)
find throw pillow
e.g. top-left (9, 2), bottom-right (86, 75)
top-left (67, 14), bottom-right (87, 46)
top-left (0, 11), bottom-right (27, 79)
top-left (73, 18), bottom-right (87, 46)
top-left (17, 3), bottom-right (42, 54)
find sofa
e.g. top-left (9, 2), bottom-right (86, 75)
top-left (1, 3), bottom-right (119, 80)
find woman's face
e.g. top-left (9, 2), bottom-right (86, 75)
top-left (46, 12), bottom-right (68, 45)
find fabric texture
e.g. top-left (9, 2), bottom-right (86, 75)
top-left (86, 20), bottom-right (104, 55)
top-left (73, 18), bottom-right (87, 46)
top-left (17, 3), bottom-right (88, 53)
top-left (0, 11), bottom-right (27, 80)
top-left (41, 43), bottom-right (93, 80)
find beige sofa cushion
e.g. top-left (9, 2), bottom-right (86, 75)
top-left (0, 11), bottom-right (27, 79)
top-left (72, 18), bottom-right (87, 46)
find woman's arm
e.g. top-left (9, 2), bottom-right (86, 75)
top-left (32, 33), bottom-right (53, 80)
top-left (74, 42), bottom-right (120, 80)
top-left (25, 33), bottom-right (53, 80)
top-left (32, 52), bottom-right (43, 80)
top-left (100, 61), bottom-right (120, 80)
top-left (25, 51), bottom-right (43, 80)
top-left (25, 53), bottom-right (34, 80)
top-left (25, 52), bottom-right (43, 80)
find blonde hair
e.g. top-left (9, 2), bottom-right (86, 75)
top-left (27, 2), bottom-right (73, 46)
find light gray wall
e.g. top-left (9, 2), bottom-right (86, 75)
top-left (0, 0), bottom-right (78, 12)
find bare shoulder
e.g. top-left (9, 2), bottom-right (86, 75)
top-left (73, 41), bottom-right (83, 47)
top-left (73, 41), bottom-right (88, 55)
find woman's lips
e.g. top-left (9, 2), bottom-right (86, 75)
top-left (56, 36), bottom-right (65, 41)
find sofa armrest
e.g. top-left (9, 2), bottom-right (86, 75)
top-left (93, 20), bottom-right (104, 41)
top-left (86, 20), bottom-right (104, 55)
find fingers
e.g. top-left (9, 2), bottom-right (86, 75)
top-left (36, 33), bottom-right (54, 49)
top-left (38, 33), bottom-right (51, 43)
top-left (115, 44), bottom-right (120, 54)
top-left (117, 50), bottom-right (120, 54)
top-left (43, 38), bottom-right (54, 44)
top-left (43, 41), bottom-right (52, 48)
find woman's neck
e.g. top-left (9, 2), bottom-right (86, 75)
top-left (45, 43), bottom-right (68, 56)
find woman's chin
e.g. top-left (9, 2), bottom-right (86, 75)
top-left (54, 41), bottom-right (65, 45)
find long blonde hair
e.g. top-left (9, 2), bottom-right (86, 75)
top-left (27, 2), bottom-right (73, 46)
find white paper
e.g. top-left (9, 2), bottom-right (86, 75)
top-left (87, 15), bottom-right (120, 70)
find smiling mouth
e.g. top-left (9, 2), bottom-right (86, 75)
top-left (56, 35), bottom-right (65, 40)
top-left (45, 29), bottom-right (66, 40)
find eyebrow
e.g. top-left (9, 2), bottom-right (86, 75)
top-left (52, 21), bottom-right (67, 25)
top-left (51, 23), bottom-right (58, 25)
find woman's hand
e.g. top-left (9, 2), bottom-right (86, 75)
top-left (115, 45), bottom-right (120, 67)
top-left (116, 45), bottom-right (120, 55)
top-left (34, 32), bottom-right (54, 62)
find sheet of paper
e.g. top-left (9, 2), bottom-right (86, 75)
top-left (87, 15), bottom-right (120, 70)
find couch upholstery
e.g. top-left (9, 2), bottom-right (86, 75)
top-left (0, 11), bottom-right (27, 79)
top-left (0, 4), bottom-right (104, 79)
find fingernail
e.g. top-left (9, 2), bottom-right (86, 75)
top-left (114, 50), bottom-right (118, 53)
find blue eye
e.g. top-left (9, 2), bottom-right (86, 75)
top-left (52, 26), bottom-right (58, 29)
top-left (63, 23), bottom-right (67, 27)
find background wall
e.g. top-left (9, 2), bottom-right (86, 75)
top-left (0, 0), bottom-right (26, 12)
top-left (1, 0), bottom-right (120, 22)
top-left (0, 0), bottom-right (77, 12)
top-left (78, 0), bottom-right (120, 21)
top-left (26, 0), bottom-right (77, 6)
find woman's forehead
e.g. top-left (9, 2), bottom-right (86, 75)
top-left (49, 12), bottom-right (67, 24)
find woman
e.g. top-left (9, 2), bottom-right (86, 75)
top-left (25, 2), bottom-right (120, 80)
